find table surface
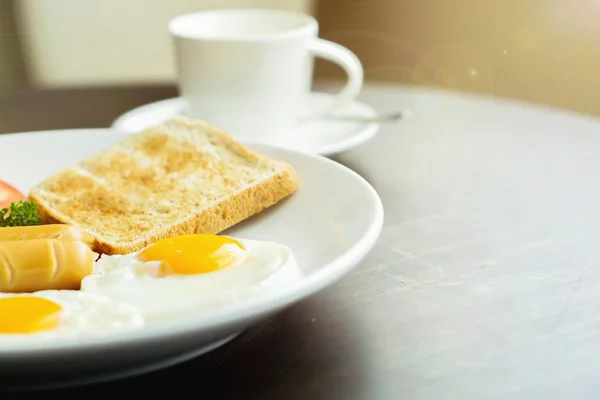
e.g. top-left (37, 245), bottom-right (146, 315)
top-left (5, 83), bottom-right (600, 399)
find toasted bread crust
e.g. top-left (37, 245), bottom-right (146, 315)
top-left (28, 117), bottom-right (299, 255)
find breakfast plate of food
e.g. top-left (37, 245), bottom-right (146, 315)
top-left (0, 116), bottom-right (383, 390)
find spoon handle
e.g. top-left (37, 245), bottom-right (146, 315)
top-left (323, 111), bottom-right (407, 123)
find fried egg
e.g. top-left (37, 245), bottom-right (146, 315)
top-left (81, 234), bottom-right (303, 322)
top-left (0, 290), bottom-right (145, 343)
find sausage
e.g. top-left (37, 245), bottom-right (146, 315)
top-left (0, 239), bottom-right (97, 293)
top-left (0, 224), bottom-right (94, 247)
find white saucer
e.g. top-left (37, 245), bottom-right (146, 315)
top-left (0, 128), bottom-right (383, 390)
top-left (111, 92), bottom-right (380, 156)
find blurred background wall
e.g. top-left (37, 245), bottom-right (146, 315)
top-left (5, 0), bottom-right (314, 87)
top-left (0, 0), bottom-right (28, 94)
top-left (2, 0), bottom-right (600, 117)
top-left (315, 0), bottom-right (600, 118)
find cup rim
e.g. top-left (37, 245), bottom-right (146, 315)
top-left (169, 8), bottom-right (318, 42)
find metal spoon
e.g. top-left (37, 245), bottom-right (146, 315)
top-left (322, 110), bottom-right (408, 123)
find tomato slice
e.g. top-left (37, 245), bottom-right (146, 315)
top-left (0, 180), bottom-right (26, 209)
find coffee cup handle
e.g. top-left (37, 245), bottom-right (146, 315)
top-left (302, 39), bottom-right (364, 120)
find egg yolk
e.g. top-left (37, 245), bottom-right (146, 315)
top-left (138, 234), bottom-right (246, 276)
top-left (0, 297), bottom-right (62, 334)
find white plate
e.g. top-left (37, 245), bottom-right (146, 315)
top-left (0, 128), bottom-right (383, 391)
top-left (111, 92), bottom-right (381, 156)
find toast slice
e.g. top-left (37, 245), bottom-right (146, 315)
top-left (29, 116), bottom-right (298, 255)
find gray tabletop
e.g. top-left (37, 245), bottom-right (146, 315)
top-left (333, 84), bottom-right (600, 400)
top-left (6, 83), bottom-right (600, 399)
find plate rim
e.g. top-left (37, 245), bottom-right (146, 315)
top-left (109, 93), bottom-right (381, 156)
top-left (0, 128), bottom-right (384, 356)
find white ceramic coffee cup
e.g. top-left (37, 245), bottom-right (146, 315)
top-left (169, 9), bottom-right (363, 142)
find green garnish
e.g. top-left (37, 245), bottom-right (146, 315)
top-left (0, 201), bottom-right (41, 227)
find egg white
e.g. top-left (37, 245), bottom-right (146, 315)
top-left (0, 290), bottom-right (145, 344)
top-left (80, 238), bottom-right (303, 322)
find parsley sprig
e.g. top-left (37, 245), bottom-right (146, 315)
top-left (0, 201), bottom-right (40, 227)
